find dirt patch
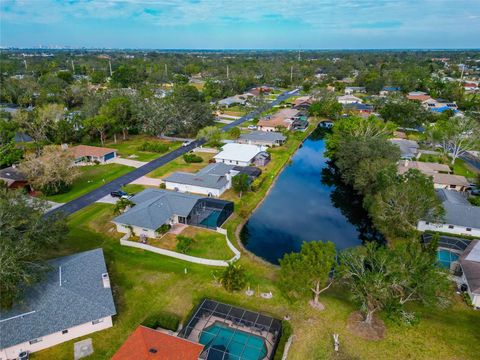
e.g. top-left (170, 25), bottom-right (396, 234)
top-left (346, 311), bottom-right (386, 340)
top-left (309, 300), bottom-right (325, 311)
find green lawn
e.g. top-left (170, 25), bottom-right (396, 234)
top-left (147, 152), bottom-right (215, 178)
top-left (102, 135), bottom-right (180, 162)
top-left (45, 164), bottom-right (133, 203)
top-left (453, 158), bottom-right (478, 179)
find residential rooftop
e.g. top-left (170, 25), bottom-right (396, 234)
top-left (238, 131), bottom-right (286, 143)
top-left (460, 241), bottom-right (480, 295)
top-left (437, 189), bottom-right (480, 229)
top-left (163, 163), bottom-right (236, 190)
top-left (0, 249), bottom-right (116, 349)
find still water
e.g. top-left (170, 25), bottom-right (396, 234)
top-left (241, 128), bottom-right (382, 264)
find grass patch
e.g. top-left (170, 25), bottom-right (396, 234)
top-left (121, 184), bottom-right (149, 194)
top-left (148, 152), bottom-right (215, 178)
top-left (453, 158), bottom-right (478, 179)
top-left (103, 135), bottom-right (180, 162)
top-left (45, 164), bottom-right (133, 203)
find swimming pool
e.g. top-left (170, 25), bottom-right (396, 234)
top-left (437, 249), bottom-right (459, 269)
top-left (200, 211), bottom-right (221, 228)
top-left (199, 322), bottom-right (267, 360)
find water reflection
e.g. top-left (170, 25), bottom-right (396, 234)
top-left (241, 132), bottom-right (382, 264)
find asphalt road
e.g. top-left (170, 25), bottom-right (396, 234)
top-left (460, 152), bottom-right (480, 173)
top-left (47, 88), bottom-right (299, 217)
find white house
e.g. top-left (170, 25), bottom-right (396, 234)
top-left (0, 249), bottom-right (116, 360)
top-left (344, 86), bottom-right (366, 95)
top-left (459, 240), bottom-right (480, 309)
top-left (337, 95), bottom-right (362, 104)
top-left (214, 143), bottom-right (267, 167)
top-left (163, 163), bottom-right (239, 197)
top-left (417, 189), bottom-right (480, 237)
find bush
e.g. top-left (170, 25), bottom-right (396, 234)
top-left (142, 312), bottom-right (180, 331)
top-left (159, 182), bottom-right (166, 189)
top-left (41, 180), bottom-right (71, 196)
top-left (183, 153), bottom-right (203, 163)
top-left (273, 321), bottom-right (293, 360)
top-left (138, 141), bottom-right (170, 154)
top-left (176, 235), bottom-right (194, 254)
top-left (468, 196), bottom-right (480, 207)
top-left (156, 224), bottom-right (171, 234)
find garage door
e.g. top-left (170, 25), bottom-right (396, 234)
top-left (104, 152), bottom-right (116, 161)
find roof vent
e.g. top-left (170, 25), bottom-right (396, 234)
top-left (102, 273), bottom-right (110, 288)
top-left (149, 348), bottom-right (158, 354)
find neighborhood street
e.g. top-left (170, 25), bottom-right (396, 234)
top-left (47, 89), bottom-right (299, 217)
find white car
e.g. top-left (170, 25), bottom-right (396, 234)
top-left (182, 140), bottom-right (193, 147)
top-left (247, 125), bottom-right (257, 130)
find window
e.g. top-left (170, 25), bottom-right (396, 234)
top-left (466, 228), bottom-right (472, 232)
top-left (448, 225), bottom-right (454, 229)
top-left (449, 185), bottom-right (456, 189)
top-left (29, 338), bottom-right (43, 345)
top-left (92, 319), bottom-right (104, 325)
top-left (62, 329), bottom-right (69, 334)
top-left (425, 222), bottom-right (430, 225)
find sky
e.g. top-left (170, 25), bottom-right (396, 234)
top-left (1, 0), bottom-right (480, 49)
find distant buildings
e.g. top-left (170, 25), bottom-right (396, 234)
top-left (422, 98), bottom-right (458, 113)
top-left (337, 95), bottom-right (362, 104)
top-left (407, 91), bottom-right (431, 102)
top-left (379, 86), bottom-right (401, 96)
top-left (344, 86), bottom-right (366, 95)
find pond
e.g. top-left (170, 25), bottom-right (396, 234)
top-left (241, 128), bottom-right (383, 264)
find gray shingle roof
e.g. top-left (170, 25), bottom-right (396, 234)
top-left (163, 163), bottom-right (236, 190)
top-left (113, 189), bottom-right (203, 230)
top-left (239, 131), bottom-right (286, 143)
top-left (0, 248), bottom-right (116, 349)
top-left (460, 240), bottom-right (480, 294)
top-left (437, 189), bottom-right (480, 229)
top-left (0, 166), bottom-right (26, 182)
top-left (390, 139), bottom-right (419, 159)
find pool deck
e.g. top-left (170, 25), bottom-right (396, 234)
top-left (186, 315), bottom-right (275, 359)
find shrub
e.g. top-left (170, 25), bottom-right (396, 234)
top-left (156, 224), bottom-right (171, 234)
top-left (273, 321), bottom-right (293, 360)
top-left (468, 196), bottom-right (480, 207)
top-left (159, 182), bottom-right (166, 189)
top-left (183, 153), bottom-right (203, 163)
top-left (41, 180), bottom-right (71, 196)
top-left (138, 141), bottom-right (170, 154)
top-left (176, 236), bottom-right (194, 254)
top-left (142, 312), bottom-right (180, 331)
top-left (219, 263), bottom-right (246, 292)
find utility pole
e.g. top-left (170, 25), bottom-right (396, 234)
top-left (227, 65), bottom-right (229, 80)
top-left (23, 59), bottom-right (27, 71)
top-left (108, 60), bottom-right (113, 77)
top-left (290, 65), bottom-right (293, 84)
top-left (71, 59), bottom-right (75, 73)
top-left (164, 64), bottom-right (168, 79)
top-left (460, 65), bottom-right (465, 80)
top-left (298, 50), bottom-right (301, 61)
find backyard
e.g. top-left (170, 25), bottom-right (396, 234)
top-left (32, 201), bottom-right (480, 360)
top-left (44, 163), bottom-right (133, 203)
top-left (103, 135), bottom-right (180, 162)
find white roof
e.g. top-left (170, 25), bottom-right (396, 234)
top-left (214, 143), bottom-right (266, 162)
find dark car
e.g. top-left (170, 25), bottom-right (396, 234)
top-left (110, 190), bottom-right (130, 198)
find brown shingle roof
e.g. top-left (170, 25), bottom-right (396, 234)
top-left (407, 94), bottom-right (431, 102)
top-left (70, 145), bottom-right (117, 159)
top-left (112, 326), bottom-right (203, 360)
top-left (397, 161), bottom-right (451, 175)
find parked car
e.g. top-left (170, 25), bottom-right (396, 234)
top-left (247, 125), bottom-right (257, 130)
top-left (110, 190), bottom-right (131, 199)
top-left (470, 189), bottom-right (480, 196)
top-left (182, 140), bottom-right (193, 147)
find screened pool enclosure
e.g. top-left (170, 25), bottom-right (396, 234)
top-left (188, 198), bottom-right (234, 229)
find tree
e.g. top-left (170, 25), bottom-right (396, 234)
top-left (228, 127), bottom-right (241, 139)
top-left (19, 145), bottom-right (79, 195)
top-left (219, 263), bottom-right (247, 292)
top-left (309, 90), bottom-right (342, 119)
top-left (197, 125), bottom-right (223, 146)
top-left (427, 116), bottom-right (480, 165)
top-left (232, 173), bottom-right (250, 198)
top-left (279, 241), bottom-right (336, 309)
top-left (85, 114), bottom-right (114, 146)
top-left (340, 242), bottom-right (394, 325)
top-left (369, 169), bottom-right (444, 239)
top-left (0, 141), bottom-right (23, 168)
top-left (378, 97), bottom-right (430, 128)
top-left (0, 189), bottom-right (67, 307)
top-left (113, 198), bottom-right (134, 215)
top-left (100, 96), bottom-right (134, 140)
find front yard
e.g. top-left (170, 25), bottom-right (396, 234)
top-left (147, 151), bottom-right (216, 178)
top-left (103, 135), bottom-right (180, 162)
top-left (44, 163), bottom-right (133, 203)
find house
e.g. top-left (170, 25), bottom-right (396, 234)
top-left (422, 98), bottom-right (458, 113)
top-left (344, 86), bottom-right (366, 95)
top-left (292, 96), bottom-right (313, 110)
top-left (257, 108), bottom-right (301, 132)
top-left (342, 103), bottom-right (374, 115)
top-left (319, 120), bottom-right (334, 128)
top-left (389, 139), bottom-right (419, 159)
top-left (237, 131), bottom-right (286, 147)
top-left (14, 132), bottom-right (33, 143)
top-left (245, 86), bottom-right (272, 97)
top-left (407, 91), bottom-right (432, 102)
top-left (69, 145), bottom-right (117, 164)
top-left (218, 95), bottom-right (249, 107)
top-left (253, 151), bottom-right (271, 166)
top-left (418, 189), bottom-right (480, 237)
top-left (397, 160), bottom-right (469, 191)
top-left (0, 249), bottom-right (116, 359)
top-left (214, 143), bottom-right (268, 167)
top-left (379, 86), bottom-right (401, 96)
top-left (112, 189), bottom-right (233, 237)
top-left (112, 326), bottom-right (203, 360)
top-left (163, 163), bottom-right (239, 197)
top-left (459, 240), bottom-right (480, 309)
top-left (0, 166), bottom-right (28, 189)
top-left (464, 82), bottom-right (479, 92)
top-left (337, 95), bottom-right (362, 104)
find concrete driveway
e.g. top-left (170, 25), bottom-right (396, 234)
top-left (107, 157), bottom-right (147, 168)
top-left (96, 194), bottom-right (119, 204)
top-left (129, 176), bottom-right (163, 186)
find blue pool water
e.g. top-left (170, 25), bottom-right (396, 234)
top-left (199, 323), bottom-right (267, 360)
top-left (437, 249), bottom-right (459, 268)
top-left (200, 211), bottom-right (221, 228)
